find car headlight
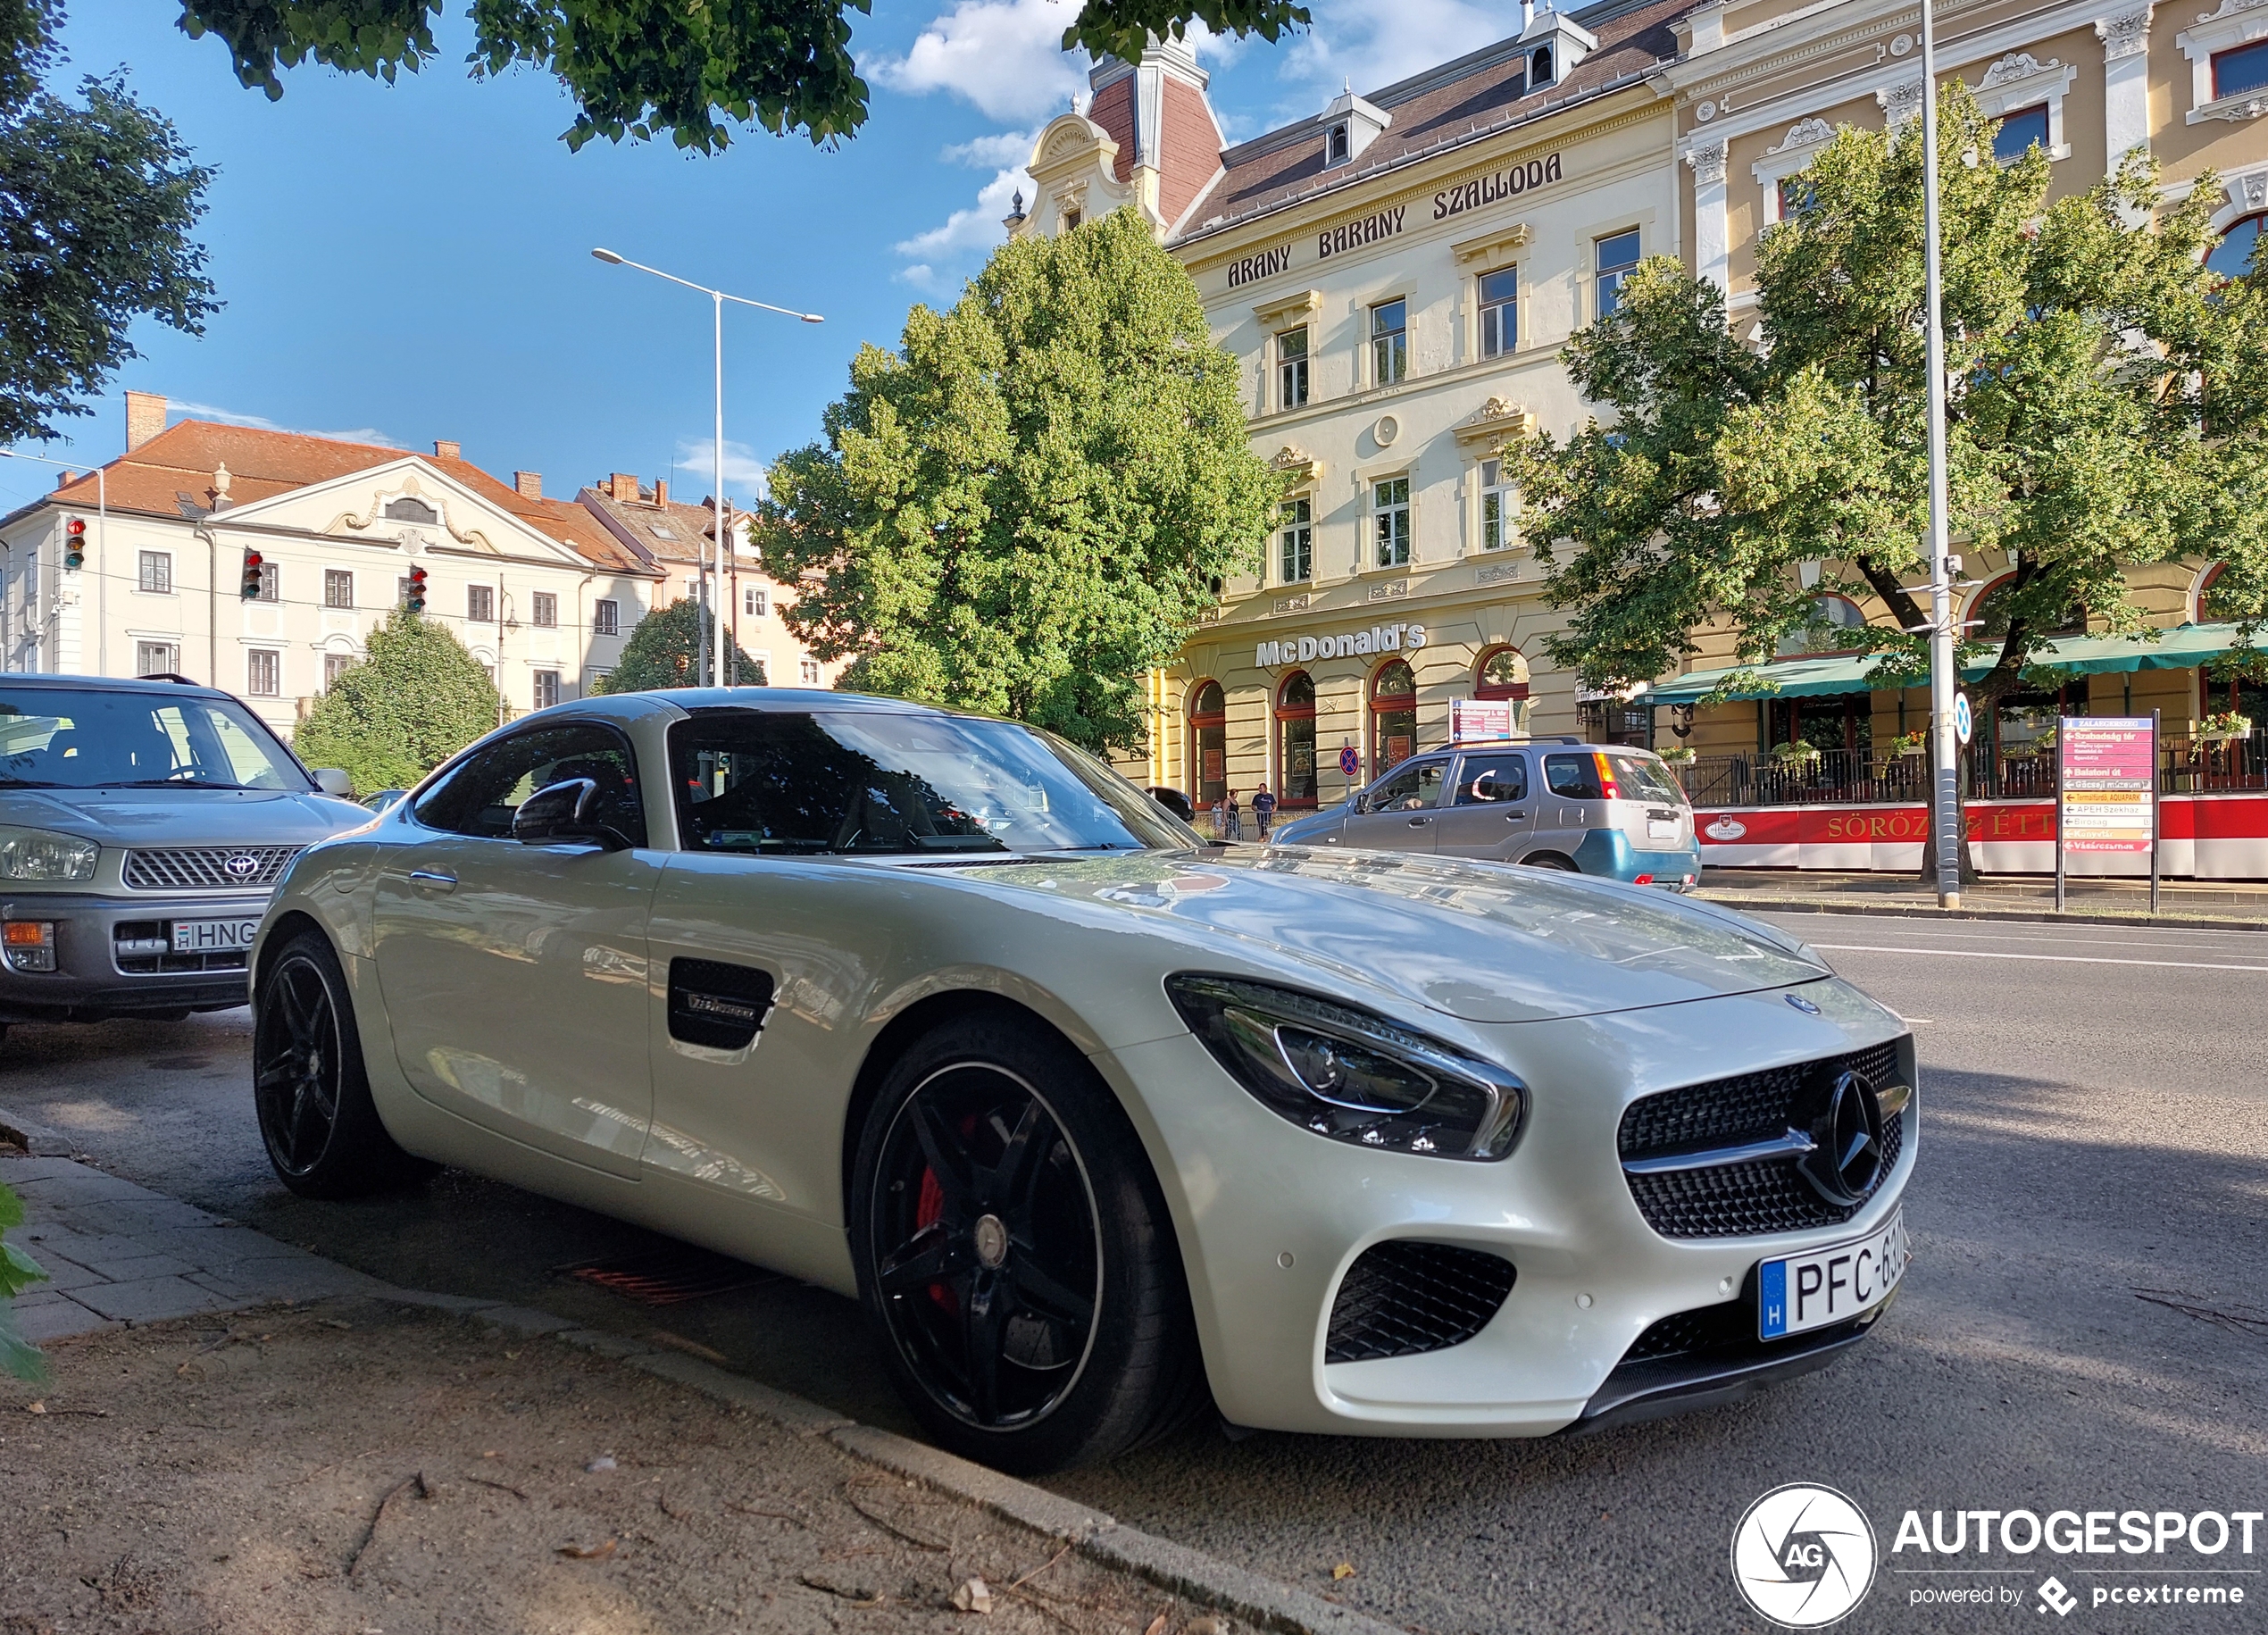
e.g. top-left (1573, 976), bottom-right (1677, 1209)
top-left (0, 826), bottom-right (98, 882)
top-left (1165, 974), bottom-right (1527, 1160)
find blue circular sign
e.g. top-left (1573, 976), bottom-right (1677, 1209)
top-left (1953, 693), bottom-right (1973, 747)
top-left (1338, 746), bottom-right (1360, 777)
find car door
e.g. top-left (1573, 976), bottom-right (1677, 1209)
top-left (1339, 756), bottom-right (1448, 854)
top-left (370, 720), bottom-right (662, 1178)
top-left (1433, 749), bottom-right (1534, 860)
top-left (1535, 749), bottom-right (1607, 863)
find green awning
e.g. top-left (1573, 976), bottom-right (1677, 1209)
top-left (1646, 622), bottom-right (2268, 705)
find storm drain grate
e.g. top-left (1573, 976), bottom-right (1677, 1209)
top-left (555, 1246), bottom-right (781, 1306)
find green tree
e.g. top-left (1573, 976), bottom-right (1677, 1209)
top-left (0, 1180), bottom-right (47, 1381)
top-left (591, 596), bottom-right (765, 693)
top-left (1506, 86), bottom-right (2268, 709)
top-left (294, 607), bottom-right (502, 796)
top-left (755, 207), bottom-right (1280, 753)
top-left (163, 0), bottom-right (1307, 151)
top-left (0, 1), bottom-right (216, 445)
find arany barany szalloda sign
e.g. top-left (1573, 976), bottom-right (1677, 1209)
top-left (1222, 151), bottom-right (1566, 288)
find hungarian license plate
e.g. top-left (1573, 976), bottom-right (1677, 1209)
top-left (1758, 1208), bottom-right (1908, 1339)
top-left (170, 917), bottom-right (261, 954)
top-left (1647, 819), bottom-right (1680, 841)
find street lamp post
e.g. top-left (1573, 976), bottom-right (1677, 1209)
top-left (1916, 0), bottom-right (1962, 909)
top-left (590, 249), bottom-right (822, 688)
top-left (0, 449), bottom-right (105, 677)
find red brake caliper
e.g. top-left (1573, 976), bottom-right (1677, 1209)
top-left (914, 1164), bottom-right (957, 1315)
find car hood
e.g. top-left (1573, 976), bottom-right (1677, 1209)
top-left (931, 846), bottom-right (1827, 1024)
top-left (0, 786), bottom-right (372, 849)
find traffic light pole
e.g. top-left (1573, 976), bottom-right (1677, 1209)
top-left (0, 450), bottom-right (105, 676)
top-left (1918, 0), bottom-right (1963, 909)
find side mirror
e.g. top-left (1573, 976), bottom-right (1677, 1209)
top-left (512, 778), bottom-right (630, 850)
top-left (311, 768), bottom-right (354, 797)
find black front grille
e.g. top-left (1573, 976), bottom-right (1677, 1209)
top-left (1622, 1300), bottom-right (1755, 1363)
top-left (1619, 1040), bottom-right (1906, 1240)
top-left (1324, 1241), bottom-right (1517, 1364)
top-left (122, 846), bottom-right (299, 891)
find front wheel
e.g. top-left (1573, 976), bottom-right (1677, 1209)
top-left (849, 1013), bottom-right (1205, 1473)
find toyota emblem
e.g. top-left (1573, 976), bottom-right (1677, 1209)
top-left (223, 853), bottom-right (261, 880)
top-left (1796, 1069), bottom-right (1886, 1205)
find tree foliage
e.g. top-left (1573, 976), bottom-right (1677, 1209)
top-left (0, 1180), bottom-right (48, 1381)
top-left (1507, 86), bottom-right (2268, 705)
top-left (293, 607), bottom-right (503, 795)
top-left (163, 0), bottom-right (1307, 152)
top-left (754, 206), bottom-right (1280, 754)
top-left (0, 4), bottom-right (216, 445)
top-left (591, 595), bottom-right (764, 693)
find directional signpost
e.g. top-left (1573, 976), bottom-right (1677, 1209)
top-left (2056, 713), bottom-right (2160, 913)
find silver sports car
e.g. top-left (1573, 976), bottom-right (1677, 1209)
top-left (250, 689), bottom-right (1914, 1472)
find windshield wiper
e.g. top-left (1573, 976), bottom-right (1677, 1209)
top-left (0, 778), bottom-right (64, 788)
top-left (110, 778), bottom-right (256, 790)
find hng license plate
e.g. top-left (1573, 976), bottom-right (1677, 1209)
top-left (170, 917), bottom-right (261, 954)
top-left (1647, 819), bottom-right (1680, 840)
top-left (1758, 1208), bottom-right (1908, 1339)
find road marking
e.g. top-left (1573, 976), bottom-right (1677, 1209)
top-left (1811, 942), bottom-right (2268, 972)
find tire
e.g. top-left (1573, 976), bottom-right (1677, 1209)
top-left (1522, 852), bottom-right (1580, 872)
top-left (848, 1012), bottom-right (1205, 1473)
top-left (253, 930), bottom-right (436, 1199)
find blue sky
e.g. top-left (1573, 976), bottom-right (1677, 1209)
top-left (4, 0), bottom-right (1516, 518)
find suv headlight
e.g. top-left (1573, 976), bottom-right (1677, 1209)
top-left (0, 826), bottom-right (97, 882)
top-left (1165, 974), bottom-right (1527, 1160)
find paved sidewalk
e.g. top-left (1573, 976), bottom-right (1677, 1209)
top-left (1697, 867), bottom-right (2268, 928)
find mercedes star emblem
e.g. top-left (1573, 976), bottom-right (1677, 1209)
top-left (1796, 1069), bottom-right (1886, 1205)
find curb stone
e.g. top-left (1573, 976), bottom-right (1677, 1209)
top-left (1694, 893), bottom-right (2268, 933)
top-left (0, 1137), bottom-right (1399, 1635)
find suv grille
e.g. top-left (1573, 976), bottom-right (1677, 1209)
top-left (1323, 1241), bottom-right (1517, 1364)
top-left (123, 846), bottom-right (301, 891)
top-left (1618, 1040), bottom-right (1905, 1239)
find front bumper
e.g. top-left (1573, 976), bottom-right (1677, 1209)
top-left (1103, 977), bottom-right (1913, 1437)
top-left (1574, 828), bottom-right (1702, 890)
top-left (0, 888), bottom-right (267, 1021)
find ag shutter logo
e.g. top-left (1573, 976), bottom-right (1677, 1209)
top-left (1732, 1483), bottom-right (1879, 1627)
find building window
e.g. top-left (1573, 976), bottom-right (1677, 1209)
top-left (797, 657), bottom-right (821, 686)
top-left (136, 641), bottom-right (177, 678)
top-left (1277, 327), bottom-right (1310, 409)
top-left (1371, 659), bottom-right (1418, 772)
top-left (532, 669), bottom-right (560, 709)
top-left (1475, 646), bottom-right (1530, 701)
top-left (2214, 38), bottom-right (2268, 99)
top-left (384, 496), bottom-right (438, 525)
top-left (1777, 176), bottom-right (1819, 219)
top-left (1327, 121), bottom-right (1350, 165)
top-left (467, 584), bottom-right (494, 622)
top-left (1372, 476), bottom-right (1411, 569)
top-left (531, 591), bottom-right (557, 628)
top-left (1190, 680), bottom-right (1227, 804)
top-left (748, 650), bottom-right (772, 685)
top-left (745, 586), bottom-right (768, 617)
top-left (1480, 459), bottom-right (1514, 551)
top-left (1774, 595), bottom-right (1870, 656)
top-left (137, 551), bottom-right (172, 594)
top-left (594, 597), bottom-right (620, 637)
top-left (2209, 213), bottom-right (2264, 280)
top-left (323, 568), bottom-right (353, 609)
top-left (254, 562), bottom-right (279, 603)
top-left (1276, 671), bottom-right (1318, 807)
top-left (1478, 268), bottom-right (1517, 357)
top-left (1371, 298), bottom-right (1408, 386)
top-left (1061, 207), bottom-right (1082, 231)
top-left (1530, 45), bottom-right (1554, 87)
top-left (246, 648), bottom-right (279, 697)
top-left (1992, 103), bottom-right (2050, 162)
top-left (1596, 229), bottom-right (1642, 317)
top-left (324, 652), bottom-right (354, 689)
top-left (1280, 497), bottom-right (1313, 583)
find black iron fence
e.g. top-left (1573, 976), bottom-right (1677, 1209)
top-left (1670, 730), bottom-right (2268, 806)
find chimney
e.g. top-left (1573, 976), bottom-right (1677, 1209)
top-left (655, 479), bottom-right (669, 508)
top-left (433, 438), bottom-right (462, 462)
top-left (55, 471), bottom-right (73, 489)
top-left (610, 472), bottom-right (641, 502)
top-left (125, 391), bottom-right (166, 451)
top-left (513, 471), bottom-right (543, 500)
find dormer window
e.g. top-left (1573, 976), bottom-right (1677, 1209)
top-left (1530, 46), bottom-right (1554, 87)
top-left (385, 496), bottom-right (438, 525)
top-left (1327, 121), bottom-right (1351, 165)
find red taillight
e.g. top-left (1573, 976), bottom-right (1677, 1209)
top-left (1633, 873), bottom-right (1655, 885)
top-left (1593, 752), bottom-right (1620, 800)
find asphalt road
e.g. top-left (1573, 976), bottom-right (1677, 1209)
top-left (5, 910), bottom-right (2265, 1633)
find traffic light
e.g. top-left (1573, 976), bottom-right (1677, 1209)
top-left (240, 549), bottom-right (264, 600)
top-left (404, 564), bottom-right (429, 613)
top-left (63, 516), bottom-right (85, 571)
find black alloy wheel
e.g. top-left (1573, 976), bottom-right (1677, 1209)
top-left (871, 1064), bottom-right (1102, 1432)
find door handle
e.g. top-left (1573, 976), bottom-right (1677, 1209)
top-left (1407, 817), bottom-right (1430, 828)
top-left (1505, 811), bottom-right (1529, 822)
top-left (407, 869), bottom-right (457, 892)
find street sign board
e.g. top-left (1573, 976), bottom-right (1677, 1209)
top-left (1952, 692), bottom-right (1972, 747)
top-left (1338, 744), bottom-right (1361, 777)
top-left (2056, 714), bottom-right (2159, 910)
top-left (1450, 698), bottom-right (1516, 743)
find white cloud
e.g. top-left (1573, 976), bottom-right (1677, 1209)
top-left (894, 164), bottom-right (1031, 263)
top-left (867, 0), bottom-right (1086, 122)
top-left (675, 437), bottom-right (771, 495)
top-left (169, 398), bottom-right (404, 447)
top-left (1266, 0), bottom-right (1502, 113)
top-left (940, 128), bottom-right (1038, 168)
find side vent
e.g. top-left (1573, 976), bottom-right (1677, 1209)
top-left (668, 957), bottom-right (774, 1050)
top-left (1324, 1241), bottom-right (1517, 1364)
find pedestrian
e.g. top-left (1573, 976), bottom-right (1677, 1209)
top-left (1252, 782), bottom-right (1276, 838)
top-left (1210, 792), bottom-right (1226, 839)
top-left (1224, 788), bottom-right (1242, 842)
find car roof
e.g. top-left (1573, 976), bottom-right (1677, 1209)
top-left (0, 672), bottom-right (231, 700)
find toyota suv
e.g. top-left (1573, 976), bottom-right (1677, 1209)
top-left (1270, 739), bottom-right (1701, 888)
top-left (0, 675), bottom-right (369, 1047)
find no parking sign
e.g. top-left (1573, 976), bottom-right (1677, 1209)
top-left (1338, 745), bottom-right (1360, 778)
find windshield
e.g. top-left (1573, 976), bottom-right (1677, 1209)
top-left (0, 688), bottom-right (310, 791)
top-left (1608, 752), bottom-right (1688, 806)
top-left (671, 709), bottom-right (1199, 857)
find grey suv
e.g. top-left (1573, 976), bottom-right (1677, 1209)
top-left (0, 675), bottom-right (368, 1044)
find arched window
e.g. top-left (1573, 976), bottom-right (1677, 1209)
top-left (1473, 645), bottom-right (1531, 736)
top-left (1189, 680), bottom-right (1226, 806)
top-left (1970, 575), bottom-right (2086, 639)
top-left (2198, 563), bottom-right (2254, 623)
top-left (1371, 659), bottom-right (1419, 772)
top-left (1774, 595), bottom-right (1868, 656)
top-left (384, 496), bottom-right (439, 525)
top-left (1530, 45), bottom-right (1553, 87)
top-left (2208, 213), bottom-right (2264, 281)
top-left (1275, 672), bottom-right (1318, 808)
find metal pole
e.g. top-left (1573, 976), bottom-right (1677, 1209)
top-left (2054, 714), bottom-right (2066, 913)
top-left (1919, 0), bottom-right (1961, 910)
top-left (2149, 706), bottom-right (2162, 914)
top-left (712, 288), bottom-right (725, 689)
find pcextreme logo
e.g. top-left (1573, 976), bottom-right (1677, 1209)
top-left (1732, 1483), bottom-right (1879, 1627)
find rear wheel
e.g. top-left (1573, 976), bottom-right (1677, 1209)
top-left (1522, 852), bottom-right (1580, 872)
top-left (253, 931), bottom-right (434, 1198)
top-left (849, 1013), bottom-right (1204, 1473)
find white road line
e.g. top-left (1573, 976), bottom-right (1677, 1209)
top-left (1810, 942), bottom-right (2268, 972)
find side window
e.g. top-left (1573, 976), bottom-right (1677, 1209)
top-left (1455, 754), bottom-right (1529, 805)
top-left (1543, 752), bottom-right (1605, 799)
top-left (1363, 759), bottom-right (1447, 812)
top-left (413, 723), bottom-right (647, 844)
